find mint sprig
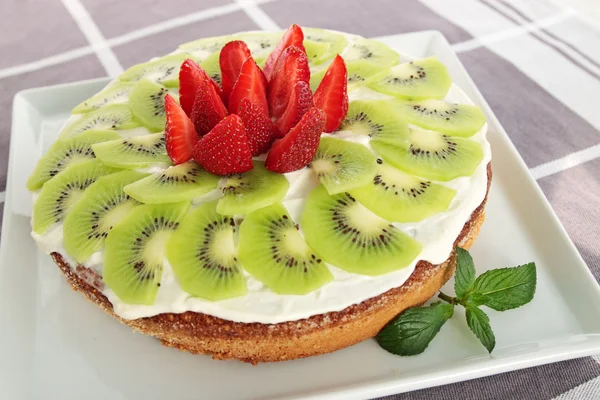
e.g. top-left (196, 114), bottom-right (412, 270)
top-left (376, 247), bottom-right (536, 356)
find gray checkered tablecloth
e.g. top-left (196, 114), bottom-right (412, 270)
top-left (1, 0), bottom-right (599, 398)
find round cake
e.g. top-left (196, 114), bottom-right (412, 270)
top-left (28, 25), bottom-right (492, 363)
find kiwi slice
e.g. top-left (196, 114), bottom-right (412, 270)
top-left (302, 185), bottom-right (421, 275)
top-left (27, 129), bottom-right (120, 191)
top-left (303, 28), bottom-right (348, 65)
top-left (367, 57), bottom-right (452, 100)
top-left (310, 137), bottom-right (376, 195)
top-left (72, 82), bottom-right (135, 114)
top-left (371, 127), bottom-right (484, 181)
top-left (32, 159), bottom-right (118, 234)
top-left (338, 99), bottom-right (409, 144)
top-left (92, 132), bottom-right (170, 169)
top-left (217, 161), bottom-right (289, 215)
top-left (304, 40), bottom-right (331, 65)
top-left (311, 60), bottom-right (387, 92)
top-left (180, 35), bottom-right (232, 60)
top-left (343, 38), bottom-right (399, 67)
top-left (238, 202), bottom-right (333, 294)
top-left (129, 79), bottom-right (171, 132)
top-left (63, 170), bottom-right (145, 263)
top-left (119, 53), bottom-right (189, 87)
top-left (103, 201), bottom-right (190, 305)
top-left (233, 32), bottom-right (282, 66)
top-left (124, 161), bottom-right (220, 204)
top-left (200, 52), bottom-right (222, 85)
top-left (166, 201), bottom-right (246, 301)
top-left (351, 163), bottom-right (456, 222)
top-left (398, 99), bottom-right (486, 138)
top-left (60, 104), bottom-right (139, 138)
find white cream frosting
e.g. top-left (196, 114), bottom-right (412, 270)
top-left (31, 36), bottom-right (491, 324)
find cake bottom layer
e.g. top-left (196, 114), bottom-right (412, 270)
top-left (50, 164), bottom-right (491, 364)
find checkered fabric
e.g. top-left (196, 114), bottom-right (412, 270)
top-left (1, 0), bottom-right (599, 398)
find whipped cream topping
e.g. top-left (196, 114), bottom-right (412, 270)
top-left (31, 36), bottom-right (491, 324)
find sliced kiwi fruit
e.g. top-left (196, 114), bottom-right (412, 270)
top-left (233, 32), bottom-right (282, 66)
top-left (311, 59), bottom-right (387, 92)
top-left (200, 52), bottom-right (222, 85)
top-left (60, 104), bottom-right (139, 138)
top-left (303, 40), bottom-right (331, 65)
top-left (166, 201), bottom-right (246, 301)
top-left (72, 82), bottom-right (135, 114)
top-left (63, 170), bottom-right (145, 263)
top-left (32, 159), bottom-right (118, 234)
top-left (119, 53), bottom-right (189, 87)
top-left (367, 57), bottom-right (452, 100)
top-left (351, 163), bottom-right (456, 222)
top-left (92, 132), bottom-right (170, 169)
top-left (27, 129), bottom-right (120, 191)
top-left (238, 202), bottom-right (333, 294)
top-left (398, 99), bottom-right (486, 137)
top-left (129, 79), bottom-right (171, 132)
top-left (310, 137), bottom-right (376, 195)
top-left (338, 99), bottom-right (409, 144)
top-left (302, 185), bottom-right (422, 275)
top-left (303, 28), bottom-right (348, 65)
top-left (343, 38), bottom-right (399, 67)
top-left (124, 161), bottom-right (220, 204)
top-left (217, 161), bottom-right (289, 215)
top-left (371, 127), bottom-right (484, 181)
top-left (103, 201), bottom-right (190, 305)
top-left (180, 35), bottom-right (232, 61)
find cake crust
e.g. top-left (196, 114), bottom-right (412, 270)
top-left (50, 164), bottom-right (491, 364)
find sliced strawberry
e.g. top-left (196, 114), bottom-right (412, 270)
top-left (263, 24), bottom-right (305, 81)
top-left (219, 41), bottom-right (252, 105)
top-left (274, 80), bottom-right (313, 136)
top-left (228, 57), bottom-right (268, 115)
top-left (164, 94), bottom-right (199, 165)
top-left (190, 78), bottom-right (228, 136)
top-left (179, 58), bottom-right (223, 117)
top-left (265, 107), bottom-right (326, 173)
top-left (313, 55), bottom-right (349, 133)
top-left (237, 97), bottom-right (279, 156)
top-left (267, 46), bottom-right (310, 119)
top-left (193, 115), bottom-right (253, 175)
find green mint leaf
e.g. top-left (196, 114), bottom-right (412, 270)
top-left (466, 305), bottom-right (496, 353)
top-left (471, 262), bottom-right (537, 311)
top-left (454, 247), bottom-right (476, 300)
top-left (376, 302), bottom-right (454, 356)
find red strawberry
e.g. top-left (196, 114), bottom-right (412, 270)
top-left (228, 57), bottom-right (268, 115)
top-left (267, 46), bottom-right (310, 119)
top-left (179, 58), bottom-right (223, 117)
top-left (190, 78), bottom-right (228, 136)
top-left (313, 55), bottom-right (349, 132)
top-left (219, 41), bottom-right (252, 105)
top-left (237, 97), bottom-right (279, 156)
top-left (193, 115), bottom-right (253, 175)
top-left (164, 94), bottom-right (199, 165)
top-left (263, 24), bottom-right (305, 81)
top-left (275, 80), bottom-right (313, 136)
top-left (265, 107), bottom-right (326, 173)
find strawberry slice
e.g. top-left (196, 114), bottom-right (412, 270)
top-left (193, 115), bottom-right (253, 175)
top-left (179, 58), bottom-right (223, 117)
top-left (164, 94), bottom-right (199, 165)
top-left (313, 55), bottom-right (349, 133)
top-left (267, 46), bottom-right (310, 119)
top-left (263, 24), bottom-right (305, 81)
top-left (274, 80), bottom-right (313, 136)
top-left (190, 78), bottom-right (228, 136)
top-left (237, 97), bottom-right (279, 156)
top-left (219, 41), bottom-right (252, 105)
top-left (265, 107), bottom-right (326, 173)
top-left (228, 57), bottom-right (268, 115)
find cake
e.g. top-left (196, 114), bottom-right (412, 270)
top-left (28, 25), bottom-right (492, 363)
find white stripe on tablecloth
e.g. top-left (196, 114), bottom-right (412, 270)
top-left (234, 0), bottom-right (281, 31)
top-left (420, 0), bottom-right (600, 131)
top-left (60, 0), bottom-right (123, 76)
top-left (0, 46), bottom-right (96, 80)
top-left (530, 143), bottom-right (600, 180)
top-left (553, 375), bottom-right (600, 399)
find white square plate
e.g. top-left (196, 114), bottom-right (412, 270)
top-left (2, 31), bottom-right (600, 400)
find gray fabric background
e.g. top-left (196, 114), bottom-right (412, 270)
top-left (1, 0), bottom-right (599, 398)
